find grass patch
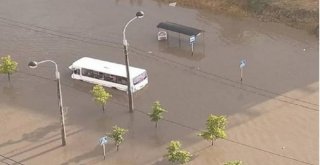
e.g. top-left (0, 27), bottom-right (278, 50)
top-left (157, 0), bottom-right (319, 35)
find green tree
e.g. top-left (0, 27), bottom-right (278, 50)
top-left (198, 115), bottom-right (227, 146)
top-left (91, 85), bottom-right (112, 112)
top-left (148, 101), bottom-right (167, 128)
top-left (0, 55), bottom-right (18, 82)
top-left (165, 140), bottom-right (192, 164)
top-left (108, 125), bottom-right (127, 151)
top-left (224, 160), bottom-right (243, 165)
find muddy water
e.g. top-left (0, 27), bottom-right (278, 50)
top-left (0, 0), bottom-right (318, 164)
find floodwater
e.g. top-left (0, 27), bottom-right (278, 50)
top-left (0, 0), bottom-right (318, 165)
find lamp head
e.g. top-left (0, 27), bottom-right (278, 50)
top-left (28, 61), bottom-right (38, 69)
top-left (136, 11), bottom-right (144, 18)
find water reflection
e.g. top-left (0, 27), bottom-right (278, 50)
top-left (2, 84), bottom-right (18, 103)
top-left (0, 123), bottom-right (60, 149)
top-left (197, 10), bottom-right (261, 45)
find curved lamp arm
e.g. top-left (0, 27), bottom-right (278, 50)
top-left (122, 11), bottom-right (144, 46)
top-left (28, 60), bottom-right (60, 79)
top-left (123, 17), bottom-right (138, 46)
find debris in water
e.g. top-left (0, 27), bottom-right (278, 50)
top-left (148, 51), bottom-right (152, 54)
top-left (169, 2), bottom-right (176, 7)
top-left (191, 66), bottom-right (200, 70)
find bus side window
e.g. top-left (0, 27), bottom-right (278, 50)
top-left (82, 69), bottom-right (94, 78)
top-left (73, 69), bottom-right (80, 75)
top-left (110, 75), bottom-right (116, 83)
top-left (104, 74), bottom-right (111, 81)
top-left (104, 74), bottom-right (116, 83)
top-left (116, 77), bottom-right (127, 85)
top-left (82, 68), bottom-right (88, 76)
top-left (122, 78), bottom-right (128, 85)
top-left (104, 73), bottom-right (110, 81)
top-left (98, 72), bottom-right (104, 80)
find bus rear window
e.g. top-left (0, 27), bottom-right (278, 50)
top-left (133, 72), bottom-right (147, 85)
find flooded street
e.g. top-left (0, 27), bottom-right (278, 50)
top-left (0, 0), bottom-right (318, 165)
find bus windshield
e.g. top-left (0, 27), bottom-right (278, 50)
top-left (133, 71), bottom-right (147, 85)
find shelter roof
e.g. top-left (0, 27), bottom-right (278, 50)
top-left (157, 22), bottom-right (204, 36)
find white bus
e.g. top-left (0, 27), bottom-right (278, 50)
top-left (69, 57), bottom-right (148, 92)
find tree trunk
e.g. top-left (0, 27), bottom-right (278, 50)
top-left (211, 139), bottom-right (214, 146)
top-left (116, 144), bottom-right (119, 151)
top-left (102, 104), bottom-right (105, 112)
top-left (155, 121), bottom-right (158, 128)
top-left (7, 73), bottom-right (10, 82)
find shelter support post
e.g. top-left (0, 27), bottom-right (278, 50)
top-left (191, 42), bottom-right (194, 56)
top-left (203, 32), bottom-right (205, 55)
top-left (179, 33), bottom-right (181, 47)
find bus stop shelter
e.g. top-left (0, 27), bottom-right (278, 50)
top-left (156, 22), bottom-right (204, 55)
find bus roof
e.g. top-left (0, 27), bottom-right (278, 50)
top-left (69, 57), bottom-right (146, 78)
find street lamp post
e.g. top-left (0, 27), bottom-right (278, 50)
top-left (122, 11), bottom-right (144, 113)
top-left (28, 60), bottom-right (67, 146)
